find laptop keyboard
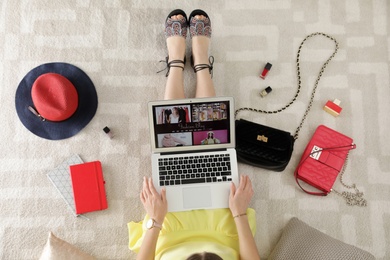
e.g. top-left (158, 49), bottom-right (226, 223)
top-left (158, 154), bottom-right (232, 186)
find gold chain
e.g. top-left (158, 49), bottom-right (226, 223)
top-left (235, 32), bottom-right (339, 141)
top-left (293, 32), bottom-right (339, 139)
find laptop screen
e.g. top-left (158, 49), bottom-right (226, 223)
top-left (148, 97), bottom-right (235, 153)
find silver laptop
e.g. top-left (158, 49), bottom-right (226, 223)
top-left (148, 97), bottom-right (239, 212)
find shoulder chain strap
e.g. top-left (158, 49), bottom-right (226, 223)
top-left (332, 155), bottom-right (367, 206)
top-left (235, 32), bottom-right (339, 140)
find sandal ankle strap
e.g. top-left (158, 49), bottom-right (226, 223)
top-left (157, 57), bottom-right (186, 77)
top-left (193, 56), bottom-right (214, 78)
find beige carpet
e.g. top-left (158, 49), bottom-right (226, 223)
top-left (1, 0), bottom-right (389, 259)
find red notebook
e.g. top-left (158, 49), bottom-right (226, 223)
top-left (70, 161), bottom-right (108, 214)
top-left (294, 125), bottom-right (356, 196)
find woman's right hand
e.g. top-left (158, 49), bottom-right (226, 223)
top-left (229, 175), bottom-right (254, 216)
top-left (140, 177), bottom-right (168, 224)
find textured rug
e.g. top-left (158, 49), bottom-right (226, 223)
top-left (1, 0), bottom-right (389, 259)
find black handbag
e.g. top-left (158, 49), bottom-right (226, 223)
top-left (235, 119), bottom-right (295, 171)
top-left (235, 33), bottom-right (339, 171)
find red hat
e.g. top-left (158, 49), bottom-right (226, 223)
top-left (30, 73), bottom-right (79, 122)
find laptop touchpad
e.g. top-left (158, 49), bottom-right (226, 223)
top-left (182, 186), bottom-right (212, 209)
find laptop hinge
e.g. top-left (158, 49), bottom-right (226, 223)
top-left (160, 148), bottom-right (228, 156)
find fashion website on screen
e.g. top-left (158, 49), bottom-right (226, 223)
top-left (153, 101), bottom-right (230, 149)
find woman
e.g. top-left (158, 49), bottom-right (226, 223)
top-left (169, 107), bottom-right (180, 123)
top-left (132, 175), bottom-right (260, 260)
top-left (201, 131), bottom-right (221, 145)
top-left (128, 9), bottom-right (260, 259)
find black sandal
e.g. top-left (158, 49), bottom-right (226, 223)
top-left (189, 9), bottom-right (212, 39)
top-left (189, 10), bottom-right (214, 77)
top-left (165, 9), bottom-right (188, 38)
top-left (158, 9), bottom-right (188, 77)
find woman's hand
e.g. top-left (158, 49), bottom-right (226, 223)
top-left (230, 175), bottom-right (260, 260)
top-left (229, 175), bottom-right (254, 216)
top-left (140, 177), bottom-right (168, 224)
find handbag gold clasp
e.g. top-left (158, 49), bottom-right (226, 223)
top-left (257, 135), bottom-right (268, 142)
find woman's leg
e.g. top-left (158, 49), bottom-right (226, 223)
top-left (164, 14), bottom-right (187, 100)
top-left (191, 14), bottom-right (216, 98)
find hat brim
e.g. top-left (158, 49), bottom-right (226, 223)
top-left (15, 62), bottom-right (98, 140)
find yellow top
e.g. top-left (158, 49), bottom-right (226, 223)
top-left (160, 241), bottom-right (237, 260)
top-left (128, 208), bottom-right (256, 259)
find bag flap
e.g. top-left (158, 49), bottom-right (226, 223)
top-left (236, 119), bottom-right (294, 151)
top-left (295, 125), bottom-right (355, 194)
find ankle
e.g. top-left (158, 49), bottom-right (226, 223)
top-left (168, 56), bottom-right (185, 64)
top-left (191, 35), bottom-right (210, 63)
top-left (169, 59), bottom-right (185, 70)
top-left (192, 54), bottom-right (209, 67)
top-left (157, 57), bottom-right (186, 77)
top-left (192, 56), bottom-right (214, 77)
top-left (167, 37), bottom-right (186, 62)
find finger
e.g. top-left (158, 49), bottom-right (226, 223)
top-left (237, 175), bottom-right (242, 190)
top-left (245, 177), bottom-right (254, 199)
top-left (243, 175), bottom-right (250, 189)
top-left (143, 176), bottom-right (149, 193)
top-left (142, 176), bottom-right (146, 188)
top-left (148, 177), bottom-right (159, 196)
top-left (140, 191), bottom-right (145, 203)
top-left (142, 189), bottom-right (148, 199)
top-left (239, 174), bottom-right (247, 190)
top-left (144, 177), bottom-right (153, 196)
top-left (246, 175), bottom-right (251, 188)
top-left (246, 176), bottom-right (253, 191)
top-left (230, 182), bottom-right (236, 198)
top-left (161, 187), bottom-right (167, 203)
